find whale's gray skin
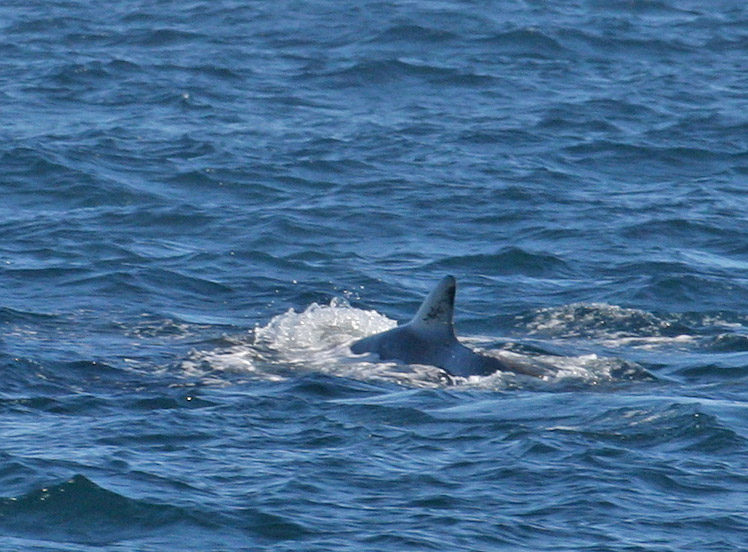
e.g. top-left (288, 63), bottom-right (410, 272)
top-left (351, 276), bottom-right (547, 378)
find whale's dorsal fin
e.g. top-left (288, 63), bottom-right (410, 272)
top-left (351, 275), bottom-right (549, 378)
top-left (410, 275), bottom-right (457, 335)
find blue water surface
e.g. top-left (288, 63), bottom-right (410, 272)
top-left (2, 0), bottom-right (748, 550)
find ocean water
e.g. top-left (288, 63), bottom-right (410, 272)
top-left (2, 0), bottom-right (748, 550)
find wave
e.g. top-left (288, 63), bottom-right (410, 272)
top-left (0, 307), bottom-right (62, 325)
top-left (426, 248), bottom-right (573, 277)
top-left (0, 475), bottom-right (209, 545)
top-left (322, 58), bottom-right (495, 88)
top-left (0, 146), bottom-right (168, 210)
top-left (556, 26), bottom-right (694, 60)
top-left (476, 28), bottom-right (569, 58)
top-left (521, 302), bottom-right (748, 365)
top-left (709, 334), bottom-right (748, 353)
top-left (523, 303), bottom-right (681, 339)
top-left (368, 24), bottom-right (458, 44)
top-left (632, 274), bottom-right (748, 312)
top-left (567, 400), bottom-right (747, 454)
top-left (126, 28), bottom-right (208, 47)
top-left (0, 470), bottom-right (314, 545)
top-left (622, 218), bottom-right (734, 242)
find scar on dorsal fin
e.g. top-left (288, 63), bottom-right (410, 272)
top-left (410, 275), bottom-right (457, 332)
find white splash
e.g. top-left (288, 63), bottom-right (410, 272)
top-left (254, 297), bottom-right (394, 358)
top-left (182, 299), bottom-right (449, 386)
top-left (524, 302), bottom-right (700, 350)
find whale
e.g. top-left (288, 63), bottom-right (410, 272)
top-left (351, 275), bottom-right (548, 378)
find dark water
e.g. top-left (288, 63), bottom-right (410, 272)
top-left (2, 0), bottom-right (748, 550)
